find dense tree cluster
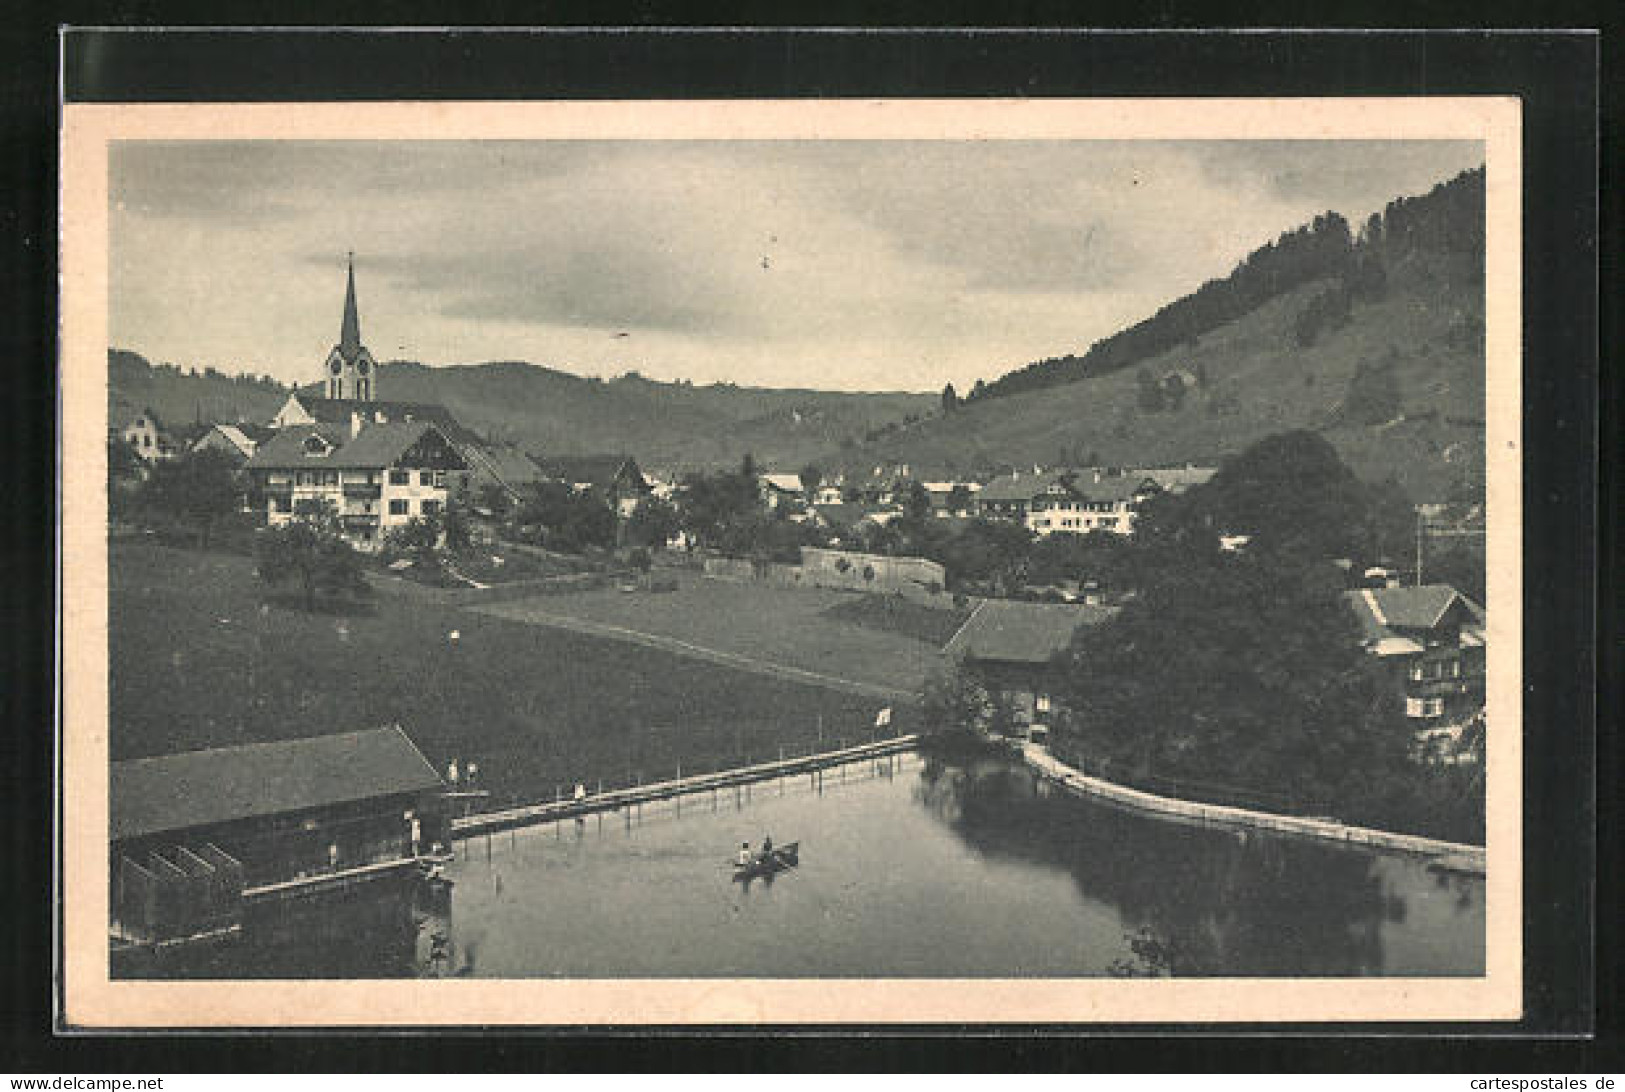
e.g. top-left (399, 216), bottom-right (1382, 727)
top-left (132, 447), bottom-right (242, 549)
top-left (1038, 430), bottom-right (1481, 841)
top-left (512, 481), bottom-right (618, 554)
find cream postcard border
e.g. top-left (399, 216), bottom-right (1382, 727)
top-left (60, 97), bottom-right (1523, 1027)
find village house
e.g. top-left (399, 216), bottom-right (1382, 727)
top-left (119, 408), bottom-right (180, 463)
top-left (924, 480), bottom-right (981, 517)
top-left (812, 482), bottom-right (847, 506)
top-left (977, 465), bottom-right (1218, 536)
top-left (110, 726), bottom-right (446, 944)
top-left (759, 472), bottom-right (808, 511)
top-left (535, 454), bottom-right (652, 517)
top-left (244, 417), bottom-right (468, 551)
top-left (979, 469), bottom-right (1149, 535)
top-left (1343, 583), bottom-right (1487, 723)
top-left (191, 421), bottom-right (275, 465)
top-left (941, 599), bottom-right (1118, 736)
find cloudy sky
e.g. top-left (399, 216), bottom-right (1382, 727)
top-left (109, 139), bottom-right (1482, 393)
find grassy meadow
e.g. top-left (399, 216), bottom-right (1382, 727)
top-left (110, 542), bottom-right (919, 802)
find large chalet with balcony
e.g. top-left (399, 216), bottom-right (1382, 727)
top-left (978, 466), bottom-right (1218, 536)
top-left (245, 418), bottom-right (467, 551)
top-left (1343, 583), bottom-right (1487, 724)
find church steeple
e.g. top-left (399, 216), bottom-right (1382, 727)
top-left (322, 252), bottom-right (377, 401)
top-left (339, 252), bottom-right (362, 360)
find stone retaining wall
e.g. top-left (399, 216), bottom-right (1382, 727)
top-left (1022, 743), bottom-right (1486, 872)
top-left (702, 548), bottom-right (949, 605)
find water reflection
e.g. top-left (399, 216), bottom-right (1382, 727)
top-left (116, 875), bottom-right (433, 979)
top-left (913, 747), bottom-right (1481, 977)
top-left (121, 745), bottom-right (1483, 979)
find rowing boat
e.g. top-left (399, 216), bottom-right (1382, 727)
top-left (732, 842), bottom-right (799, 880)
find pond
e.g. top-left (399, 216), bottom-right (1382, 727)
top-left (430, 746), bottom-right (1483, 978)
top-left (130, 745), bottom-right (1483, 979)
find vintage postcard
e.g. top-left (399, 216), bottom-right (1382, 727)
top-left (60, 97), bottom-right (1522, 1026)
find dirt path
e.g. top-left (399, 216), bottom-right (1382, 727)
top-left (468, 601), bottom-right (917, 703)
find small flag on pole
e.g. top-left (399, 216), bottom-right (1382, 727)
top-left (874, 707), bottom-right (893, 729)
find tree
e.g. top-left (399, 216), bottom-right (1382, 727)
top-left (798, 463), bottom-right (822, 497)
top-left (922, 658), bottom-right (995, 733)
top-left (1141, 430), bottom-right (1381, 564)
top-left (473, 482), bottom-right (513, 520)
top-left (945, 484), bottom-right (975, 516)
top-left (384, 514), bottom-right (443, 571)
top-left (108, 438), bottom-right (146, 521)
top-left (441, 499), bottom-right (473, 553)
top-left (255, 501), bottom-right (369, 611)
top-left (515, 482), bottom-right (617, 554)
top-left (625, 496), bottom-right (680, 550)
top-left (899, 480), bottom-right (932, 523)
top-left (676, 468), bottom-right (762, 550)
top-left (138, 447), bottom-right (241, 549)
top-left (1054, 552), bottom-right (1412, 817)
top-left (934, 518), bottom-right (1032, 592)
top-left (941, 383), bottom-right (959, 413)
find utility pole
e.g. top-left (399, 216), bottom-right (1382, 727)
top-left (1415, 507), bottom-right (1425, 586)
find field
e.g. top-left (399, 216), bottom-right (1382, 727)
top-left (474, 571), bottom-right (949, 695)
top-left (110, 542), bottom-right (921, 802)
top-left (819, 594), bottom-right (973, 648)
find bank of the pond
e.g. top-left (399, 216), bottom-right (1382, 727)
top-left (1021, 742), bottom-right (1486, 873)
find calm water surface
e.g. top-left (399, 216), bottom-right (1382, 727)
top-left (436, 748), bottom-right (1482, 978)
top-left (135, 748), bottom-right (1484, 978)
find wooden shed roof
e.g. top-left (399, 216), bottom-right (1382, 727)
top-left (111, 726), bottom-right (443, 842)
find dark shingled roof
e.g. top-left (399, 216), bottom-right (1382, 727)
top-left (111, 727), bottom-right (443, 842)
top-left (978, 472), bottom-right (1047, 503)
top-left (1343, 584), bottom-right (1485, 643)
top-left (942, 599), bottom-right (1119, 665)
top-left (812, 502), bottom-right (869, 528)
top-left (245, 421), bottom-right (468, 472)
top-left (288, 395), bottom-right (481, 446)
top-left (537, 455), bottom-right (647, 493)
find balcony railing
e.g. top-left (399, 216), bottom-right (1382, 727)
top-left (343, 484), bottom-right (382, 499)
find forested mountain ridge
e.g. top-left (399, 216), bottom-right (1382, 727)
top-left (108, 349), bottom-right (935, 474)
top-left (954, 167), bottom-right (1485, 407)
top-left (833, 167), bottom-right (1487, 503)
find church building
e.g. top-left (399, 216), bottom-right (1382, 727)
top-left (323, 254), bottom-right (378, 402)
top-left (251, 257), bottom-right (545, 538)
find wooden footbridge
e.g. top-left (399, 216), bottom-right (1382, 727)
top-left (449, 734), bottom-right (920, 840)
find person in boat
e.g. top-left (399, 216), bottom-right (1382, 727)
top-left (760, 834), bottom-right (774, 860)
top-left (735, 842), bottom-right (753, 868)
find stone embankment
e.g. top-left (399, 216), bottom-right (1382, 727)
top-left (1022, 743), bottom-right (1486, 874)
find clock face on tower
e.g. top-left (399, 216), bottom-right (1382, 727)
top-left (358, 360), bottom-right (370, 376)
top-left (330, 360), bottom-right (343, 376)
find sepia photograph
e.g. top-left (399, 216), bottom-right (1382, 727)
top-left (59, 97), bottom-right (1523, 1026)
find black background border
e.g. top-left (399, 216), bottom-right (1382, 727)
top-left (3, 20), bottom-right (1609, 1072)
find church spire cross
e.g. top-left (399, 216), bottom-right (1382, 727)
top-left (339, 253), bottom-right (362, 359)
